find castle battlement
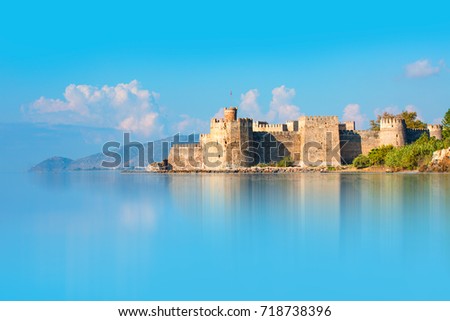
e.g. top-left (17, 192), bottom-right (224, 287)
top-left (428, 124), bottom-right (443, 130)
top-left (302, 116), bottom-right (339, 121)
top-left (254, 123), bottom-right (282, 127)
top-left (254, 124), bottom-right (286, 128)
top-left (299, 115), bottom-right (339, 125)
top-left (428, 124), bottom-right (443, 139)
top-left (380, 117), bottom-right (405, 128)
top-left (168, 106), bottom-right (443, 169)
top-left (224, 107), bottom-right (238, 121)
top-left (258, 130), bottom-right (291, 134)
top-left (406, 128), bottom-right (428, 132)
top-left (339, 129), bottom-right (359, 135)
top-left (253, 122), bottom-right (287, 132)
top-left (172, 143), bottom-right (202, 148)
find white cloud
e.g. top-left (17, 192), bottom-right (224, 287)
top-left (268, 85), bottom-right (301, 123)
top-left (239, 89), bottom-right (263, 120)
top-left (342, 104), bottom-right (367, 130)
top-left (374, 106), bottom-right (400, 117)
top-left (405, 59), bottom-right (442, 78)
top-left (23, 80), bottom-right (163, 138)
top-left (173, 114), bottom-right (209, 134)
top-left (433, 118), bottom-right (443, 125)
top-left (235, 86), bottom-right (300, 123)
top-left (214, 108), bottom-right (224, 119)
top-left (404, 104), bottom-right (423, 120)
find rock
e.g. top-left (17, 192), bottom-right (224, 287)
top-left (427, 147), bottom-right (450, 172)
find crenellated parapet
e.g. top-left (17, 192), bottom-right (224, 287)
top-left (379, 117), bottom-right (406, 147)
top-left (253, 122), bottom-right (287, 132)
top-left (298, 115), bottom-right (339, 127)
top-left (237, 118), bottom-right (253, 127)
top-left (224, 107), bottom-right (238, 122)
top-left (286, 120), bottom-right (299, 132)
top-left (379, 117), bottom-right (405, 129)
top-left (339, 121), bottom-right (355, 131)
top-left (428, 124), bottom-right (443, 140)
top-left (172, 143), bottom-right (202, 148)
top-left (168, 105), bottom-right (443, 170)
top-left (405, 128), bottom-right (428, 144)
top-left (339, 129), bottom-right (360, 136)
top-left (428, 124), bottom-right (443, 131)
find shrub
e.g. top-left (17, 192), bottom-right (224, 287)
top-left (276, 156), bottom-right (294, 167)
top-left (352, 155), bottom-right (370, 169)
top-left (257, 162), bottom-right (273, 167)
top-left (385, 134), bottom-right (450, 170)
top-left (367, 145), bottom-right (394, 166)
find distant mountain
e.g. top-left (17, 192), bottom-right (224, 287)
top-left (29, 156), bottom-right (74, 172)
top-left (30, 134), bottom-right (199, 172)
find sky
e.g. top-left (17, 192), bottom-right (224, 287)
top-left (1, 0), bottom-right (450, 144)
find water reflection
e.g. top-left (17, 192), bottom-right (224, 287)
top-left (1, 171), bottom-right (449, 300)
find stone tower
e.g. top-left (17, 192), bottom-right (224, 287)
top-left (298, 116), bottom-right (341, 166)
top-left (428, 124), bottom-right (443, 140)
top-left (224, 107), bottom-right (238, 122)
top-left (379, 117), bottom-right (406, 147)
top-left (200, 107), bottom-right (253, 169)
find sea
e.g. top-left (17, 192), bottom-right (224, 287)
top-left (0, 171), bottom-right (449, 300)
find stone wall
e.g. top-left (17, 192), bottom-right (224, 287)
top-left (339, 130), bottom-right (362, 165)
top-left (406, 128), bottom-right (428, 144)
top-left (253, 131), bottom-right (302, 164)
top-left (299, 116), bottom-right (341, 166)
top-left (168, 144), bottom-right (203, 170)
top-left (168, 108), bottom-right (443, 170)
top-left (339, 130), bottom-right (380, 164)
top-left (356, 130), bottom-right (380, 155)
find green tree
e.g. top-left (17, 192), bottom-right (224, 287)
top-left (442, 108), bottom-right (450, 139)
top-left (399, 111), bottom-right (427, 129)
top-left (276, 155), bottom-right (293, 167)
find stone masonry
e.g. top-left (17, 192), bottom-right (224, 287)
top-left (168, 107), bottom-right (443, 169)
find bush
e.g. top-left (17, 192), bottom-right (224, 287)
top-left (367, 145), bottom-right (394, 166)
top-left (385, 134), bottom-right (450, 170)
top-left (352, 155), bottom-right (370, 169)
top-left (276, 156), bottom-right (294, 167)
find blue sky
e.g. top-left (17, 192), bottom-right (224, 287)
top-left (1, 0), bottom-right (450, 140)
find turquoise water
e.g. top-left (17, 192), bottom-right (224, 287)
top-left (0, 171), bottom-right (449, 300)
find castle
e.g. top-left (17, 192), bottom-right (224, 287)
top-left (168, 107), bottom-right (443, 169)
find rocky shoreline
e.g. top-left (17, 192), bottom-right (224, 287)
top-left (128, 147), bottom-right (450, 174)
top-left (123, 165), bottom-right (418, 174)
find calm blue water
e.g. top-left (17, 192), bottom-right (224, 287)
top-left (0, 171), bottom-right (449, 300)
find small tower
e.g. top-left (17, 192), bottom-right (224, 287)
top-left (428, 124), bottom-right (443, 140)
top-left (379, 117), bottom-right (406, 147)
top-left (224, 107), bottom-right (237, 122)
